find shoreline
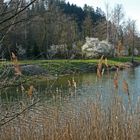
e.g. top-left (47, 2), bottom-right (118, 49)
top-left (1, 58), bottom-right (140, 77)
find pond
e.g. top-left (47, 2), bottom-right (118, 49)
top-left (1, 66), bottom-right (140, 107)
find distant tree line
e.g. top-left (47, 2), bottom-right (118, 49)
top-left (0, 0), bottom-right (140, 59)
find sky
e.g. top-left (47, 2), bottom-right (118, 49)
top-left (66, 0), bottom-right (140, 32)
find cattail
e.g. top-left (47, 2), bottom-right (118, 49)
top-left (98, 56), bottom-right (104, 68)
top-left (123, 79), bottom-right (129, 96)
top-left (97, 68), bottom-right (101, 78)
top-left (97, 63), bottom-right (102, 79)
top-left (99, 55), bottom-right (104, 64)
top-left (28, 85), bottom-right (34, 98)
top-left (114, 78), bottom-right (118, 89)
top-left (11, 52), bottom-right (17, 61)
top-left (113, 68), bottom-right (119, 89)
top-left (11, 52), bottom-right (18, 66)
top-left (11, 52), bottom-right (22, 76)
top-left (14, 65), bottom-right (22, 76)
top-left (96, 56), bottom-right (104, 79)
top-left (98, 63), bottom-right (102, 71)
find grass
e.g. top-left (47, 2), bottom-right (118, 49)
top-left (19, 56), bottom-right (140, 64)
top-left (1, 56), bottom-right (140, 65)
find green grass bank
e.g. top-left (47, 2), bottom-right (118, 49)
top-left (0, 56), bottom-right (140, 76)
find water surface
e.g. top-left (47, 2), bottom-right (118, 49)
top-left (1, 66), bottom-right (140, 107)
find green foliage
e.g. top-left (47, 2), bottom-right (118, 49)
top-left (1, 0), bottom-right (139, 60)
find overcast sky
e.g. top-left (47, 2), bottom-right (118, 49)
top-left (66, 0), bottom-right (140, 32)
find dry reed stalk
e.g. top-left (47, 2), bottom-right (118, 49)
top-left (1, 97), bottom-right (140, 140)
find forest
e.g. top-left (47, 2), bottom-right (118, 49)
top-left (0, 0), bottom-right (140, 59)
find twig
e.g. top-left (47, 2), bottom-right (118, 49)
top-left (0, 99), bottom-right (40, 127)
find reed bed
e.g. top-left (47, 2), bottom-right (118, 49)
top-left (0, 93), bottom-right (140, 140)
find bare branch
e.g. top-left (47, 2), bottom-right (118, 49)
top-left (0, 0), bottom-right (37, 25)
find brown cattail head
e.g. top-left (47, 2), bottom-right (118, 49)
top-left (11, 52), bottom-right (17, 60)
top-left (114, 78), bottom-right (118, 89)
top-left (123, 79), bottom-right (129, 96)
top-left (14, 65), bottom-right (22, 76)
top-left (28, 85), bottom-right (34, 98)
top-left (97, 67), bottom-right (102, 78)
top-left (97, 56), bottom-right (104, 79)
top-left (113, 68), bottom-right (120, 89)
top-left (11, 52), bottom-right (22, 76)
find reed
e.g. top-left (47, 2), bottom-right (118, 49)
top-left (0, 94), bottom-right (140, 140)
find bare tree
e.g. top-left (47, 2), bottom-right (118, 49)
top-left (0, 0), bottom-right (37, 26)
top-left (124, 19), bottom-right (136, 62)
top-left (111, 4), bottom-right (124, 45)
